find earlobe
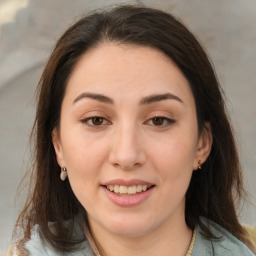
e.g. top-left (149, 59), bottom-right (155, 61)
top-left (193, 122), bottom-right (213, 170)
top-left (52, 128), bottom-right (65, 167)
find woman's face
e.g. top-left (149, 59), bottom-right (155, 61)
top-left (53, 43), bottom-right (212, 238)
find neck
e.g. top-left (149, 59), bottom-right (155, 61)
top-left (87, 214), bottom-right (192, 256)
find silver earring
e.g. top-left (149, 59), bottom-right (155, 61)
top-left (60, 167), bottom-right (67, 181)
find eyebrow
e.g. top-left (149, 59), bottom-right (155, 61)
top-left (73, 92), bottom-right (114, 104)
top-left (139, 93), bottom-right (183, 105)
top-left (73, 92), bottom-right (183, 105)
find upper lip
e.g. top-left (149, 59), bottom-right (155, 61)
top-left (103, 179), bottom-right (154, 187)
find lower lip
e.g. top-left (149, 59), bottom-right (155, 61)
top-left (102, 186), bottom-right (155, 207)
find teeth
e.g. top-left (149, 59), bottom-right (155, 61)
top-left (119, 185), bottom-right (128, 194)
top-left (136, 185), bottom-right (142, 192)
top-left (114, 185), bottom-right (119, 193)
top-left (128, 185), bottom-right (136, 194)
top-left (106, 184), bottom-right (150, 195)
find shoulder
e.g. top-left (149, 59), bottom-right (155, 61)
top-left (244, 225), bottom-right (256, 251)
top-left (192, 217), bottom-right (255, 256)
top-left (8, 225), bottom-right (94, 256)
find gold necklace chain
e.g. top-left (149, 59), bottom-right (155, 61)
top-left (185, 227), bottom-right (197, 256)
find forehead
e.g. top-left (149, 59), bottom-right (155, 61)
top-left (65, 43), bottom-right (194, 105)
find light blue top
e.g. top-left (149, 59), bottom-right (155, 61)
top-left (192, 218), bottom-right (255, 255)
top-left (11, 217), bottom-right (255, 255)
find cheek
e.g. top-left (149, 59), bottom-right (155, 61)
top-left (151, 134), bottom-right (197, 170)
top-left (59, 129), bottom-right (107, 194)
top-left (60, 125), bottom-right (107, 167)
top-left (63, 139), bottom-right (108, 209)
top-left (148, 128), bottom-right (198, 191)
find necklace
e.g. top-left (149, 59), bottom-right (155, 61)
top-left (186, 227), bottom-right (197, 256)
top-left (87, 227), bottom-right (197, 256)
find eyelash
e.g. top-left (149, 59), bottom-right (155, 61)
top-left (80, 116), bottom-right (111, 128)
top-left (80, 116), bottom-right (175, 128)
top-left (145, 116), bottom-right (175, 127)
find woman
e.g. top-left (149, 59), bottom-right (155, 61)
top-left (9, 5), bottom-right (255, 256)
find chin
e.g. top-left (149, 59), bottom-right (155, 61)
top-left (103, 215), bottom-right (156, 238)
top-left (109, 226), bottom-right (150, 238)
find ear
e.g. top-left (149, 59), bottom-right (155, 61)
top-left (193, 122), bottom-right (212, 170)
top-left (52, 128), bottom-right (66, 168)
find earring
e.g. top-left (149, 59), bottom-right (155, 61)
top-left (198, 160), bottom-right (202, 170)
top-left (60, 167), bottom-right (67, 181)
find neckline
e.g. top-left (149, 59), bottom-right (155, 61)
top-left (84, 225), bottom-right (197, 256)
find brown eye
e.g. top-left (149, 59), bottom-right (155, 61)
top-left (152, 117), bottom-right (165, 126)
top-left (146, 116), bottom-right (175, 127)
top-left (81, 116), bottom-right (110, 127)
top-left (91, 117), bottom-right (104, 125)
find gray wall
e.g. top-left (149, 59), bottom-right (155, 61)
top-left (1, 0), bottom-right (256, 254)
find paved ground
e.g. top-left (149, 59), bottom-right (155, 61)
top-left (0, 0), bottom-right (256, 254)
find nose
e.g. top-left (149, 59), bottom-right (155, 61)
top-left (108, 124), bottom-right (146, 170)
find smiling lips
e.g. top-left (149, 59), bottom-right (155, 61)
top-left (102, 181), bottom-right (155, 206)
top-left (106, 184), bottom-right (149, 195)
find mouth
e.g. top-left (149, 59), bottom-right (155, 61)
top-left (102, 181), bottom-right (155, 206)
top-left (103, 184), bottom-right (155, 196)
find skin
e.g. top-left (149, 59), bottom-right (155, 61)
top-left (52, 43), bottom-right (212, 256)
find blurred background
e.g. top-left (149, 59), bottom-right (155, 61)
top-left (0, 0), bottom-right (255, 254)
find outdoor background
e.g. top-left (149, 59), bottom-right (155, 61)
top-left (0, 0), bottom-right (255, 254)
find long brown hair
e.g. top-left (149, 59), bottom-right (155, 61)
top-left (15, 4), bottom-right (252, 252)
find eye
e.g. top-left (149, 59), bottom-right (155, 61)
top-left (81, 116), bottom-right (110, 127)
top-left (146, 116), bottom-right (175, 127)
